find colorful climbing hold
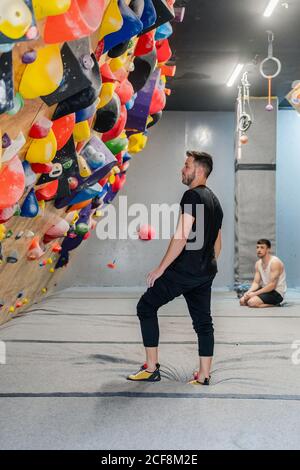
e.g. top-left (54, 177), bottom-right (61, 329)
top-left (0, 156), bottom-right (25, 210)
top-left (20, 188), bottom-right (39, 218)
top-left (138, 224), bottom-right (156, 240)
top-left (44, 0), bottom-right (106, 43)
top-left (27, 236), bottom-right (45, 260)
top-left (6, 250), bottom-right (19, 264)
top-left (26, 130), bottom-right (57, 164)
top-left (0, 0), bottom-right (33, 40)
top-left (107, 261), bottom-right (116, 269)
top-left (19, 45), bottom-right (63, 99)
top-left (128, 133), bottom-right (148, 153)
top-left (52, 114), bottom-right (76, 151)
top-left (29, 118), bottom-right (53, 139)
top-left (32, 0), bottom-right (72, 20)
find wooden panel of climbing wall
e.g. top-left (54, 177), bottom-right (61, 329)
top-left (0, 0), bottom-right (180, 325)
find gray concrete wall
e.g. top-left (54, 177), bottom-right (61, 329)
top-left (277, 110), bottom-right (300, 288)
top-left (58, 111), bottom-right (235, 289)
top-left (234, 98), bottom-right (278, 283)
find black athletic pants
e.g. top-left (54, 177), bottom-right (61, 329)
top-left (137, 267), bottom-right (215, 357)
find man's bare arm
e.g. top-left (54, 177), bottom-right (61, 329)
top-left (251, 261), bottom-right (282, 296)
top-left (247, 262), bottom-right (261, 294)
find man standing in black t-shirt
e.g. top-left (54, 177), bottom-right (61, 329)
top-left (127, 151), bottom-right (223, 385)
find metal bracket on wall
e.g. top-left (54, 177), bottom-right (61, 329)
top-left (235, 163), bottom-right (276, 172)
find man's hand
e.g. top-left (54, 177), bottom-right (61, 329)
top-left (147, 267), bottom-right (165, 288)
top-left (244, 291), bottom-right (256, 301)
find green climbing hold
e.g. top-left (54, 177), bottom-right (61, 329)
top-left (105, 137), bottom-right (129, 155)
top-left (13, 205), bottom-right (21, 216)
top-left (75, 223), bottom-right (89, 236)
top-left (5, 230), bottom-right (13, 239)
top-left (6, 93), bottom-right (24, 116)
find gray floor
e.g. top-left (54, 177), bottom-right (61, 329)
top-left (0, 289), bottom-right (300, 450)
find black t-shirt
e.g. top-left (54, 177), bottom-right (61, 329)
top-left (170, 185), bottom-right (223, 277)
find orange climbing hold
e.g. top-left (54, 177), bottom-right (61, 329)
top-left (159, 64), bottom-right (176, 77)
top-left (107, 262), bottom-right (116, 269)
top-left (0, 156), bottom-right (25, 210)
top-left (67, 199), bottom-right (93, 212)
top-left (51, 242), bottom-right (62, 253)
top-left (27, 237), bottom-right (45, 260)
top-left (52, 114), bottom-right (76, 151)
top-left (44, 0), bottom-right (107, 43)
top-left (35, 180), bottom-right (59, 201)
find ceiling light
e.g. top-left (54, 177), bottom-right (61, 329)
top-left (226, 64), bottom-right (244, 87)
top-left (263, 0), bottom-right (280, 17)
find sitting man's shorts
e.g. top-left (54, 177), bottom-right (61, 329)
top-left (257, 290), bottom-right (283, 306)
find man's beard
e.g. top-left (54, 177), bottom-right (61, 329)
top-left (182, 170), bottom-right (196, 186)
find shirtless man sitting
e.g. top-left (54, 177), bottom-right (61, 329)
top-left (240, 239), bottom-right (287, 308)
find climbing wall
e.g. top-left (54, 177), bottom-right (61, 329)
top-left (0, 0), bottom-right (185, 325)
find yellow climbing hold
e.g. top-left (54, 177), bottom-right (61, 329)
top-left (0, 224), bottom-right (6, 241)
top-left (0, 0), bottom-right (32, 40)
top-left (26, 129), bottom-right (57, 164)
top-left (128, 133), bottom-right (148, 154)
top-left (71, 211), bottom-right (79, 225)
top-left (9, 306), bottom-right (15, 313)
top-left (19, 45), bottom-right (63, 99)
top-left (109, 174), bottom-right (116, 184)
top-left (41, 288), bottom-right (47, 294)
top-left (49, 268), bottom-right (55, 273)
top-left (98, 83), bottom-right (116, 109)
top-left (38, 200), bottom-right (46, 215)
top-left (109, 57), bottom-right (125, 73)
top-left (146, 115), bottom-right (154, 127)
top-left (73, 121), bottom-right (91, 142)
top-left (98, 0), bottom-right (123, 42)
top-left (77, 155), bottom-right (92, 178)
top-left (47, 258), bottom-right (53, 265)
top-left (112, 166), bottom-right (120, 174)
top-left (22, 298), bottom-right (29, 305)
top-left (32, 0), bottom-right (71, 20)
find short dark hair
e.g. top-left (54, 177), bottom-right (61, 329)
top-left (257, 239), bottom-right (271, 248)
top-left (186, 151), bottom-right (213, 178)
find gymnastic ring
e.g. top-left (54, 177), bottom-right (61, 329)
top-left (259, 57), bottom-right (282, 79)
top-left (239, 113), bottom-right (252, 132)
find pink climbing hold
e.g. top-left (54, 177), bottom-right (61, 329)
top-left (138, 224), bottom-right (156, 241)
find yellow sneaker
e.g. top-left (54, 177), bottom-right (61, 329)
top-left (127, 363), bottom-right (161, 382)
top-left (188, 376), bottom-right (210, 386)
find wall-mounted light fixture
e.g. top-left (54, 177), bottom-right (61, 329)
top-left (263, 0), bottom-right (280, 17)
top-left (227, 64), bottom-right (244, 87)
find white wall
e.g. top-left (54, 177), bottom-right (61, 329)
top-left (58, 111), bottom-right (235, 289)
